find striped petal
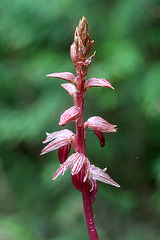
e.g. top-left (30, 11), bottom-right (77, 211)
top-left (85, 116), bottom-right (117, 133)
top-left (83, 158), bottom-right (91, 182)
top-left (43, 129), bottom-right (74, 143)
top-left (85, 78), bottom-right (114, 90)
top-left (40, 136), bottom-right (71, 155)
top-left (46, 72), bottom-right (76, 84)
top-left (52, 153), bottom-right (87, 180)
top-left (89, 165), bottom-right (120, 188)
top-left (59, 106), bottom-right (81, 126)
top-left (71, 153), bottom-right (86, 175)
top-left (52, 160), bottom-right (73, 180)
top-left (61, 83), bottom-right (77, 96)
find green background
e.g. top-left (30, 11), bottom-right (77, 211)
top-left (0, 0), bottom-right (160, 239)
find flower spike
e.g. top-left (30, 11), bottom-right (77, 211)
top-left (59, 106), bottom-right (81, 126)
top-left (41, 17), bottom-right (120, 240)
top-left (46, 72), bottom-right (76, 84)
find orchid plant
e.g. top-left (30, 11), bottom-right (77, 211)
top-left (41, 17), bottom-right (120, 240)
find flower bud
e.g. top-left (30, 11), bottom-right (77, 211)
top-left (71, 16), bottom-right (94, 64)
top-left (70, 42), bottom-right (78, 65)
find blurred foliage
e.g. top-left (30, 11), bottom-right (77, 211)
top-left (0, 0), bottom-right (160, 239)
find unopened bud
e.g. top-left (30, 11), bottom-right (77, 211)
top-left (70, 42), bottom-right (78, 65)
top-left (70, 16), bottom-right (94, 65)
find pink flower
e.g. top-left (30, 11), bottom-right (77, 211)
top-left (85, 78), bottom-right (114, 90)
top-left (52, 150), bottom-right (120, 203)
top-left (40, 129), bottom-right (75, 155)
top-left (59, 106), bottom-right (81, 126)
top-left (84, 116), bottom-right (117, 147)
top-left (87, 165), bottom-right (120, 203)
top-left (46, 72), bottom-right (76, 84)
top-left (84, 116), bottom-right (117, 133)
top-left (52, 152), bottom-right (88, 180)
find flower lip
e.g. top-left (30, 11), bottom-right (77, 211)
top-left (58, 144), bottom-right (71, 164)
top-left (94, 130), bottom-right (105, 148)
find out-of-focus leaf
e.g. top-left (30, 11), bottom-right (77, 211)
top-left (140, 63), bottom-right (160, 117)
top-left (0, 215), bottom-right (34, 240)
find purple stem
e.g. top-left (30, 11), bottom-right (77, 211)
top-left (75, 66), bottom-right (98, 240)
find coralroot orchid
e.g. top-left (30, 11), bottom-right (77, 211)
top-left (41, 17), bottom-right (120, 240)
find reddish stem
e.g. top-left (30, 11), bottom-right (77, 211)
top-left (82, 181), bottom-right (99, 240)
top-left (75, 66), bottom-right (98, 240)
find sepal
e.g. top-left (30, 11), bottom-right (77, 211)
top-left (89, 165), bottom-right (120, 188)
top-left (77, 52), bottom-right (96, 68)
top-left (41, 137), bottom-right (71, 155)
top-left (46, 72), bottom-right (76, 84)
top-left (85, 78), bottom-right (114, 90)
top-left (59, 106), bottom-right (81, 126)
top-left (43, 129), bottom-right (74, 144)
top-left (61, 83), bottom-right (77, 96)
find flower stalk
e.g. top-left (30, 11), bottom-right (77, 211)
top-left (41, 17), bottom-right (120, 240)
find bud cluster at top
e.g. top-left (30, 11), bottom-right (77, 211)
top-left (70, 16), bottom-right (94, 67)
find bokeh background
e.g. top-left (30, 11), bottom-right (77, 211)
top-left (0, 0), bottom-right (160, 239)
